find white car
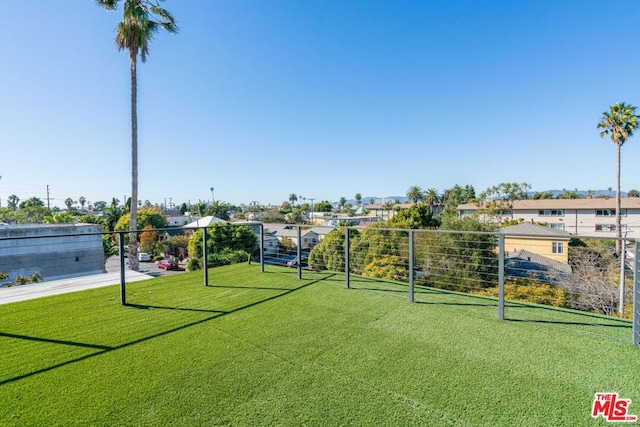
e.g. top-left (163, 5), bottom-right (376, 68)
top-left (138, 252), bottom-right (152, 262)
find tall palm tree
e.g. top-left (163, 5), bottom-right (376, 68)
top-left (289, 193), bottom-right (298, 205)
top-left (598, 102), bottom-right (639, 254)
top-left (406, 185), bottom-right (423, 204)
top-left (423, 188), bottom-right (440, 209)
top-left (97, 0), bottom-right (177, 270)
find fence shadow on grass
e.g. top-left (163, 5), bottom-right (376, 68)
top-left (332, 273), bottom-right (633, 331)
top-left (0, 272), bottom-right (337, 387)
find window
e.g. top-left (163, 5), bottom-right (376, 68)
top-left (595, 224), bottom-right (627, 232)
top-left (549, 223), bottom-right (564, 230)
top-left (596, 209), bottom-right (627, 217)
top-left (552, 242), bottom-right (564, 254)
top-left (538, 209), bottom-right (564, 216)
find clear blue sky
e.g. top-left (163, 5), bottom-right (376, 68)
top-left (2, 0), bottom-right (640, 208)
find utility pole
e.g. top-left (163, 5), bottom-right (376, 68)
top-left (309, 198), bottom-right (315, 223)
top-left (46, 185), bottom-right (51, 210)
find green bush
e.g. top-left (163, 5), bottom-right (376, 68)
top-left (362, 256), bottom-right (408, 281)
top-left (187, 258), bottom-right (201, 271)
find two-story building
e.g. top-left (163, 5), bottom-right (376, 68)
top-left (458, 198), bottom-right (640, 238)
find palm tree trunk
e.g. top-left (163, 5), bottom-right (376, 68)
top-left (128, 51), bottom-right (139, 271)
top-left (616, 143), bottom-right (622, 255)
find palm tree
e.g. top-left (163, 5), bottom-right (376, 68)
top-left (406, 185), bottom-right (422, 204)
top-left (598, 102), bottom-right (639, 254)
top-left (423, 188), bottom-right (440, 209)
top-left (97, 0), bottom-right (177, 270)
top-left (289, 193), bottom-right (298, 206)
top-left (383, 200), bottom-right (394, 220)
top-left (7, 194), bottom-right (19, 211)
top-left (79, 196), bottom-right (86, 209)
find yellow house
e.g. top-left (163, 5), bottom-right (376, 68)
top-left (501, 222), bottom-right (570, 264)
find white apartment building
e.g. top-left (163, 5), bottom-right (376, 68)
top-left (457, 198), bottom-right (640, 238)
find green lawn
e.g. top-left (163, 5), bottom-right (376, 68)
top-left (1, 264), bottom-right (638, 426)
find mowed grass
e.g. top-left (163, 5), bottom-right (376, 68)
top-left (1, 264), bottom-right (638, 426)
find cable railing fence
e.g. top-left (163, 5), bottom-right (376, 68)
top-left (0, 222), bottom-right (638, 346)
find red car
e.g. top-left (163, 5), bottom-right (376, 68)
top-left (157, 258), bottom-right (179, 270)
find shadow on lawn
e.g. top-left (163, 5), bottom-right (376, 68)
top-left (0, 273), bottom-right (337, 386)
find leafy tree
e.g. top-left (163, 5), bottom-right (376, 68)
top-left (556, 188), bottom-right (580, 199)
top-left (187, 224), bottom-right (258, 260)
top-left (339, 197), bottom-right (347, 211)
top-left (260, 211), bottom-right (285, 223)
top-left (628, 189), bottom-right (640, 198)
top-left (78, 214), bottom-right (104, 227)
top-left (43, 212), bottom-right (74, 224)
top-left (314, 201), bottom-right (333, 212)
top-left (179, 202), bottom-right (188, 215)
top-left (308, 229), bottom-right (359, 272)
top-left (406, 185), bottom-right (423, 204)
top-left (387, 203), bottom-right (438, 229)
top-left (139, 224), bottom-right (158, 254)
top-left (440, 184), bottom-right (475, 221)
top-left (417, 215), bottom-right (498, 292)
top-left (285, 208), bottom-right (304, 224)
top-left (7, 195), bottom-right (19, 211)
top-left (97, 0), bottom-right (178, 271)
top-left (93, 200), bottom-right (108, 211)
top-left (598, 102), bottom-right (639, 254)
top-left (531, 191), bottom-right (554, 199)
top-left (354, 193), bottom-right (362, 206)
top-left (19, 197), bottom-right (44, 209)
top-left (477, 182), bottom-right (531, 223)
top-left (115, 207), bottom-right (167, 232)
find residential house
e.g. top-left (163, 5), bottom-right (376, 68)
top-left (264, 224), bottom-right (320, 250)
top-left (501, 222), bottom-right (572, 284)
top-left (501, 223), bottom-right (571, 263)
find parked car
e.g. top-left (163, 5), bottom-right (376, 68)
top-left (138, 252), bottom-right (152, 262)
top-left (287, 255), bottom-right (308, 268)
top-left (157, 258), bottom-right (179, 270)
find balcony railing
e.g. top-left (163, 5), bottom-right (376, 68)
top-left (1, 222), bottom-right (638, 347)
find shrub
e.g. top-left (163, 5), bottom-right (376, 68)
top-left (187, 258), bottom-right (201, 271)
top-left (362, 256), bottom-right (408, 281)
top-left (471, 278), bottom-right (567, 307)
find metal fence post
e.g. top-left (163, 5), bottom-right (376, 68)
top-left (202, 227), bottom-right (209, 287)
top-left (119, 231), bottom-right (126, 305)
top-left (498, 233), bottom-right (505, 320)
top-left (409, 230), bottom-right (414, 302)
top-left (345, 227), bottom-right (350, 289)
top-left (297, 226), bottom-right (302, 280)
top-left (633, 240), bottom-right (639, 347)
top-left (619, 238), bottom-right (627, 315)
top-left (259, 223), bottom-right (264, 273)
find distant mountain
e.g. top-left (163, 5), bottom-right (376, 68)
top-left (534, 190), bottom-right (625, 198)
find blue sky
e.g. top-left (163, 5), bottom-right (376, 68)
top-left (2, 0), bottom-right (640, 208)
